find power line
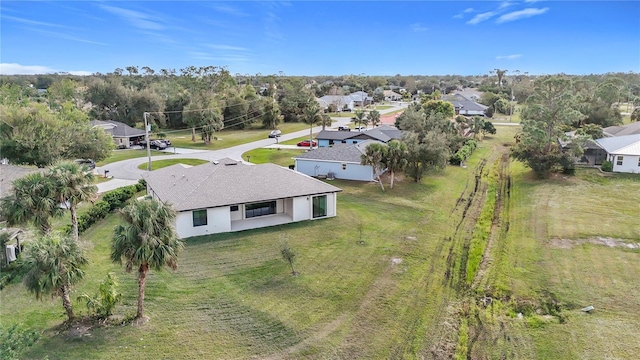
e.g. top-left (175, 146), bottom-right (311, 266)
top-left (147, 96), bottom-right (265, 115)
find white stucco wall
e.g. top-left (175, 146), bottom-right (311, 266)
top-left (292, 197), bottom-right (311, 222)
top-left (175, 207), bottom-right (231, 238)
top-left (295, 159), bottom-right (374, 181)
top-left (610, 154), bottom-right (640, 173)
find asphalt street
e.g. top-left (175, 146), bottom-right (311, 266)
top-left (98, 103), bottom-right (409, 181)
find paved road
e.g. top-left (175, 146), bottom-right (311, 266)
top-left (99, 105), bottom-right (410, 181)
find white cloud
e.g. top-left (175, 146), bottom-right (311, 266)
top-left (496, 54), bottom-right (522, 60)
top-left (497, 7), bottom-right (549, 23)
top-left (411, 23), bottom-right (428, 32)
top-left (464, 8), bottom-right (474, 13)
top-left (0, 63), bottom-right (92, 75)
top-left (498, 2), bottom-right (513, 10)
top-left (2, 15), bottom-right (67, 28)
top-left (210, 4), bottom-right (249, 17)
top-left (99, 4), bottom-right (164, 30)
top-left (467, 11), bottom-right (497, 25)
top-left (206, 44), bottom-right (248, 51)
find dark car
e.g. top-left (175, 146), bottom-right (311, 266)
top-left (74, 159), bottom-right (96, 170)
top-left (338, 126), bottom-right (351, 131)
top-left (154, 139), bottom-right (172, 147)
top-left (297, 140), bottom-right (317, 147)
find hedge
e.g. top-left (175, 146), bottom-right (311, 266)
top-left (62, 179), bottom-right (146, 236)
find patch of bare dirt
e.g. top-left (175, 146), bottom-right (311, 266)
top-left (548, 237), bottom-right (640, 249)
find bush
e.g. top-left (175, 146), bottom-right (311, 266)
top-left (0, 324), bottom-right (40, 360)
top-left (601, 160), bottom-right (613, 172)
top-left (77, 272), bottom-right (122, 318)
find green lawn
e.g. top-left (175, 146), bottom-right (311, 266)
top-left (375, 105), bottom-right (393, 110)
top-left (163, 123), bottom-right (309, 150)
top-left (96, 149), bottom-right (167, 166)
top-left (3, 125), bottom-right (639, 359)
top-left (136, 158), bottom-right (209, 171)
top-left (242, 148), bottom-right (305, 167)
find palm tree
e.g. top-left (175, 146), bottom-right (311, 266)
top-left (360, 142), bottom-right (388, 191)
top-left (0, 172), bottom-right (63, 234)
top-left (49, 161), bottom-right (97, 241)
top-left (385, 140), bottom-right (408, 189)
top-left (111, 199), bottom-right (184, 319)
top-left (352, 110), bottom-right (366, 129)
top-left (319, 113), bottom-right (331, 131)
top-left (303, 100), bottom-right (322, 148)
top-left (367, 110), bottom-right (381, 128)
top-left (22, 233), bottom-right (88, 321)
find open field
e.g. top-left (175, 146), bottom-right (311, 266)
top-left (164, 123), bottom-right (309, 150)
top-left (136, 158), bottom-right (209, 170)
top-left (3, 125), bottom-right (639, 359)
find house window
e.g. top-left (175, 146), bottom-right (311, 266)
top-left (313, 195), bottom-right (327, 218)
top-left (616, 156), bottom-right (623, 166)
top-left (192, 209), bottom-right (207, 227)
top-left (245, 201), bottom-right (276, 218)
top-left (230, 205), bottom-right (239, 212)
top-left (638, 157), bottom-right (640, 167)
top-left (342, 163), bottom-right (347, 170)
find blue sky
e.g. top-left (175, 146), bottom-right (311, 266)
top-left (1, 1), bottom-right (638, 76)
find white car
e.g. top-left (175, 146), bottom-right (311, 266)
top-left (268, 130), bottom-right (282, 138)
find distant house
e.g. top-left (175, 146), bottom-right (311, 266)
top-left (143, 159), bottom-right (342, 238)
top-left (316, 91), bottom-right (374, 112)
top-left (444, 94), bottom-right (488, 116)
top-left (315, 125), bottom-right (402, 148)
top-left (383, 90), bottom-right (402, 101)
top-left (594, 134), bottom-right (640, 173)
top-left (90, 120), bottom-right (146, 149)
top-left (317, 95), bottom-right (355, 112)
top-left (294, 140), bottom-right (383, 181)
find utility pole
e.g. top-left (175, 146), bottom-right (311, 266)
top-left (144, 112), bottom-right (152, 171)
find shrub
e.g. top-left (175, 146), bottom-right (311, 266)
top-left (601, 160), bottom-right (613, 172)
top-left (77, 272), bottom-right (122, 318)
top-left (0, 324), bottom-right (40, 360)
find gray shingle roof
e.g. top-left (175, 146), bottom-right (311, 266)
top-left (444, 94), bottom-right (488, 112)
top-left (603, 122), bottom-right (640, 137)
top-left (91, 120), bottom-right (146, 138)
top-left (143, 161), bottom-right (342, 212)
top-left (0, 164), bottom-right (44, 198)
top-left (316, 126), bottom-right (402, 143)
top-left (294, 140), bottom-right (380, 163)
top-left (595, 134), bottom-right (640, 155)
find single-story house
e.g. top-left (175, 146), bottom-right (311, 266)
top-left (316, 125), bottom-right (402, 148)
top-left (91, 120), bottom-right (146, 149)
top-left (594, 134), bottom-right (640, 173)
top-left (445, 94), bottom-right (488, 116)
top-left (294, 140), bottom-right (384, 181)
top-left (317, 95), bottom-right (355, 112)
top-left (603, 121), bottom-right (640, 137)
top-left (143, 159), bottom-right (342, 238)
top-left (383, 90), bottom-right (402, 101)
top-left (350, 91), bottom-right (374, 107)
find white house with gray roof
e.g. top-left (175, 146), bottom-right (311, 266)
top-left (143, 159), bottom-right (342, 238)
top-left (294, 140), bottom-right (384, 181)
top-left (91, 120), bottom-right (146, 148)
top-left (594, 134), bottom-right (640, 173)
top-left (315, 125), bottom-right (402, 148)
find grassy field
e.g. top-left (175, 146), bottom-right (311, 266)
top-left (242, 148), bottom-right (305, 167)
top-left (164, 123), bottom-right (309, 150)
top-left (96, 149), bottom-right (167, 166)
top-left (3, 125), bottom-right (639, 359)
top-left (136, 158), bottom-right (209, 170)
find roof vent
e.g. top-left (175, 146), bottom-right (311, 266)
top-left (212, 161), bottom-right (219, 165)
top-left (225, 162), bottom-right (237, 166)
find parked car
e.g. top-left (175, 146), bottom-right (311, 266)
top-left (74, 159), bottom-right (96, 170)
top-left (268, 130), bottom-right (282, 138)
top-left (154, 139), bottom-right (172, 147)
top-left (353, 126), bottom-right (366, 132)
top-left (140, 140), bottom-right (167, 150)
top-left (338, 126), bottom-right (351, 131)
top-left (297, 140), bottom-right (317, 147)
